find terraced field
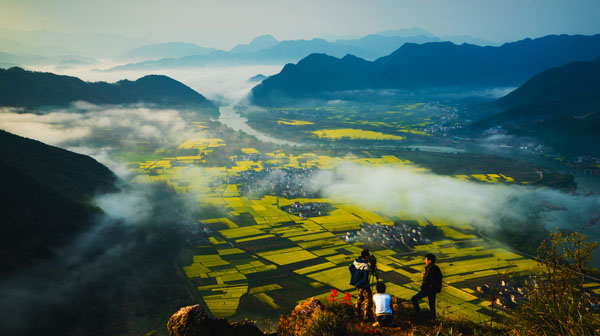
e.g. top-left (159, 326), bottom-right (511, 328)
top-left (125, 123), bottom-right (599, 323)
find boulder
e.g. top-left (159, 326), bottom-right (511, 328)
top-left (277, 298), bottom-right (326, 336)
top-left (291, 297), bottom-right (325, 317)
top-left (167, 304), bottom-right (264, 336)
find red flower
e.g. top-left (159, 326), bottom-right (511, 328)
top-left (342, 291), bottom-right (352, 305)
top-left (328, 288), bottom-right (338, 301)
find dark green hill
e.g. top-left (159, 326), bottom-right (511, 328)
top-left (0, 129), bottom-right (118, 273)
top-left (0, 67), bottom-right (216, 114)
top-left (250, 34), bottom-right (600, 106)
top-left (471, 57), bottom-right (600, 156)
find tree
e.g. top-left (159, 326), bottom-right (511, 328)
top-left (517, 229), bottom-right (599, 336)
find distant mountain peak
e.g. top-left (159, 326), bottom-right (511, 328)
top-left (230, 34), bottom-right (280, 54)
top-left (120, 42), bottom-right (216, 60)
top-left (377, 27), bottom-right (434, 38)
top-left (250, 34), bottom-right (278, 44)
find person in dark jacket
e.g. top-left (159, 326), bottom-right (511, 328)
top-left (349, 249), bottom-right (373, 321)
top-left (411, 253), bottom-right (443, 318)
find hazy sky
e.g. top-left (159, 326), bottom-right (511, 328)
top-left (1, 0), bottom-right (600, 49)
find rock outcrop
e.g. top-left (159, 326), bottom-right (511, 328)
top-left (277, 298), bottom-right (334, 336)
top-left (167, 304), bottom-right (265, 336)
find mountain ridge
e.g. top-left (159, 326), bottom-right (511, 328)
top-left (0, 67), bottom-right (217, 113)
top-left (250, 34), bottom-right (600, 106)
top-left (470, 57), bottom-right (600, 156)
top-left (0, 129), bottom-right (118, 272)
top-left (120, 42), bottom-right (217, 60)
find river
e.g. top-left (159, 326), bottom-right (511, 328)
top-left (217, 105), bottom-right (306, 147)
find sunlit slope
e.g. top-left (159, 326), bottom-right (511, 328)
top-left (123, 129), bottom-right (587, 323)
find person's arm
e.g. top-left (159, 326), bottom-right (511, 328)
top-left (354, 260), bottom-right (370, 271)
top-left (421, 267), bottom-right (433, 293)
top-left (434, 266), bottom-right (443, 292)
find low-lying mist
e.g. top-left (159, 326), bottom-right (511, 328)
top-left (0, 182), bottom-right (198, 335)
top-left (0, 103), bottom-right (205, 177)
top-left (28, 63), bottom-right (285, 104)
top-left (1, 103), bottom-right (194, 144)
top-left (309, 163), bottom-right (600, 250)
top-left (2, 62), bottom-right (599, 334)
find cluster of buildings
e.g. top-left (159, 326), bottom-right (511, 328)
top-left (229, 167), bottom-right (318, 198)
top-left (477, 279), bottom-right (528, 310)
top-left (342, 222), bottom-right (431, 249)
top-left (423, 109), bottom-right (461, 136)
top-left (282, 201), bottom-right (330, 218)
top-left (518, 143), bottom-right (545, 153)
top-left (184, 224), bottom-right (212, 247)
top-left (566, 155), bottom-right (600, 176)
top-left (477, 279), bottom-right (600, 313)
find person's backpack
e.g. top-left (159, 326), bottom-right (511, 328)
top-left (349, 263), bottom-right (358, 286)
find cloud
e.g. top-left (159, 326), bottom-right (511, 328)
top-left (93, 186), bottom-right (153, 224)
top-left (309, 162), bottom-right (600, 232)
top-left (30, 63), bottom-right (285, 104)
top-left (0, 104), bottom-right (195, 147)
top-left (310, 163), bottom-right (518, 226)
top-left (0, 182), bottom-right (193, 334)
top-left (0, 104), bottom-right (211, 181)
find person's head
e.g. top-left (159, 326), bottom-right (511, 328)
top-left (424, 253), bottom-right (436, 266)
top-left (376, 282), bottom-right (386, 294)
top-left (361, 249), bottom-right (371, 261)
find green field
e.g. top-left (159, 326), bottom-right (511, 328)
top-left (122, 113), bottom-right (594, 324)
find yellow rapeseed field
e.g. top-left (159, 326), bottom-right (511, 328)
top-left (277, 119), bottom-right (315, 125)
top-left (311, 129), bottom-right (405, 140)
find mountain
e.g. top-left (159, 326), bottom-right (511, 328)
top-left (377, 27), bottom-right (435, 37)
top-left (471, 57), bottom-right (600, 156)
top-left (335, 34), bottom-right (441, 59)
top-left (253, 38), bottom-right (376, 60)
top-left (0, 129), bottom-right (117, 273)
top-left (120, 42), bottom-right (217, 60)
top-left (106, 37), bottom-right (377, 71)
top-left (249, 74), bottom-right (267, 82)
top-left (250, 34), bottom-right (600, 106)
top-left (440, 35), bottom-right (497, 46)
top-left (0, 67), bottom-right (216, 113)
top-left (230, 34), bottom-right (279, 53)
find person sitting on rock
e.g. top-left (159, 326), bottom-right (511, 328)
top-left (372, 282), bottom-right (393, 327)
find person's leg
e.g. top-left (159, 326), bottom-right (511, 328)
top-left (355, 288), bottom-right (365, 312)
top-left (411, 291), bottom-right (426, 313)
top-left (362, 287), bottom-right (373, 321)
top-left (428, 293), bottom-right (436, 318)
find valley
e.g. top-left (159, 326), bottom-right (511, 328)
top-left (2, 6), bottom-right (600, 333)
top-left (111, 102), bottom-right (600, 326)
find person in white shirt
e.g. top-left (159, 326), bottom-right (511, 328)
top-left (372, 282), bottom-right (393, 326)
